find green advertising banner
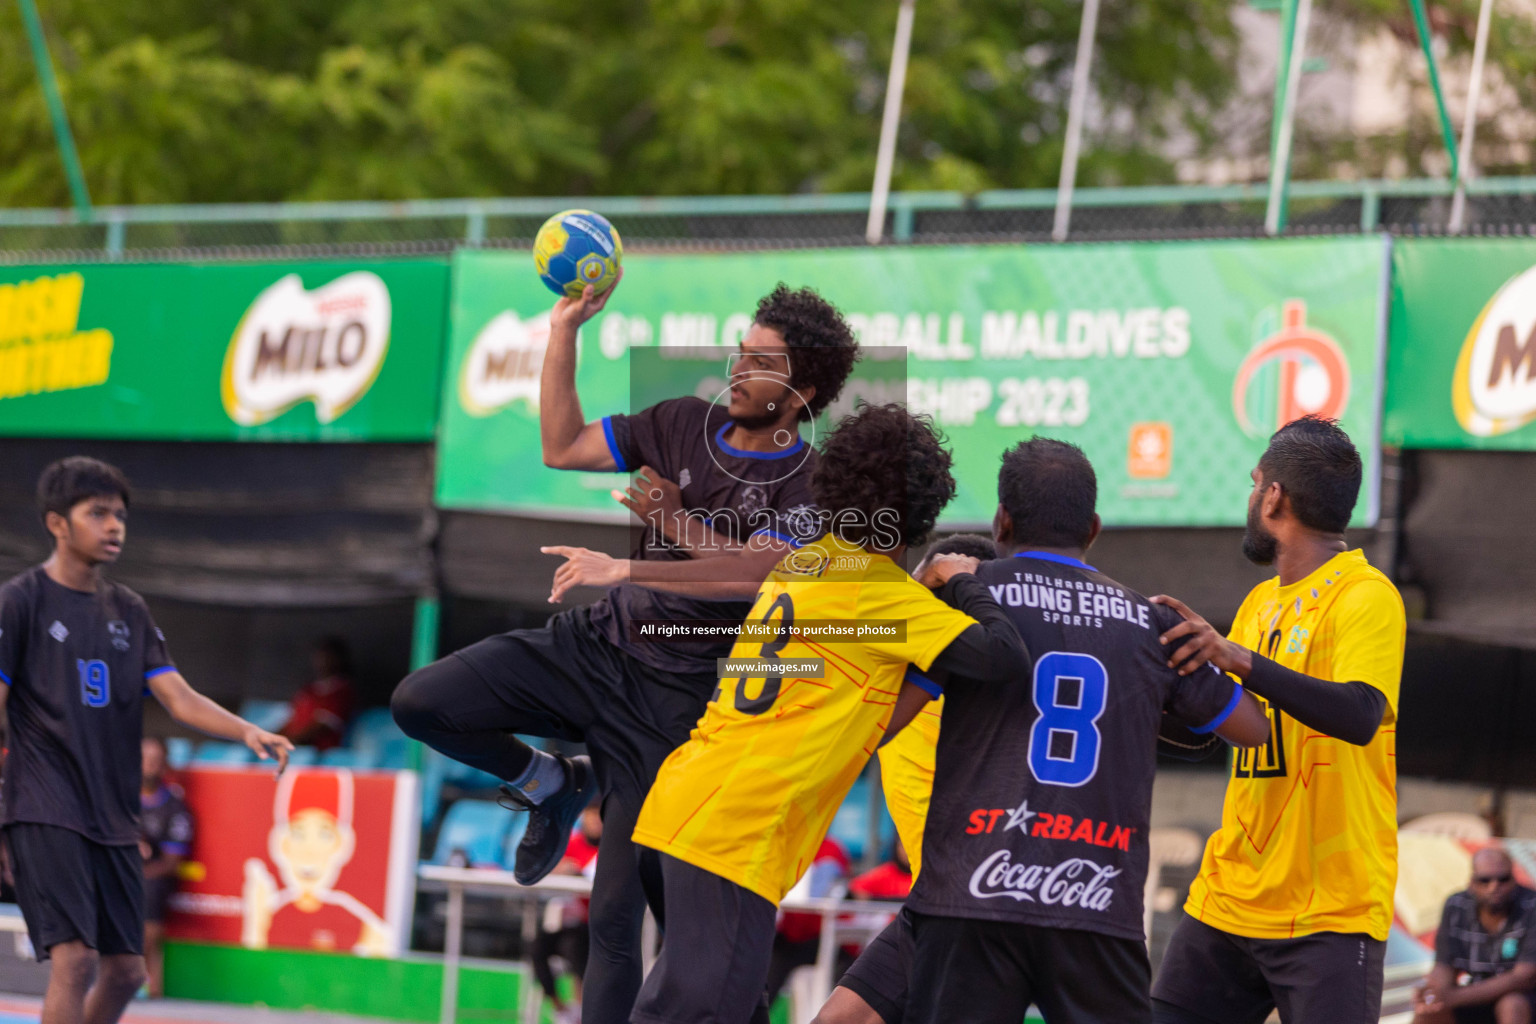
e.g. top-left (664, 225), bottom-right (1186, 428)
top-left (438, 237), bottom-right (1387, 526)
top-left (1386, 238), bottom-right (1536, 449)
top-left (0, 260), bottom-right (449, 440)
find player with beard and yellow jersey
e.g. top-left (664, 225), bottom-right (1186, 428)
top-left (628, 405), bottom-right (1031, 1024)
top-left (1150, 416), bottom-right (1407, 1024)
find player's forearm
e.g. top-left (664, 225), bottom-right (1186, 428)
top-left (627, 548), bottom-right (782, 600)
top-left (539, 323), bottom-right (589, 468)
top-left (930, 575), bottom-right (1031, 684)
top-left (1446, 965), bottom-right (1536, 1008)
top-left (879, 681), bottom-right (935, 747)
top-left (663, 518), bottom-right (747, 557)
top-left (144, 855), bottom-right (182, 881)
top-left (168, 687), bottom-right (253, 741)
top-left (1243, 654), bottom-right (1387, 745)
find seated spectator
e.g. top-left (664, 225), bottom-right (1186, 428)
top-left (848, 837), bottom-right (913, 902)
top-left (764, 838), bottom-right (851, 1007)
top-left (279, 636), bottom-right (356, 750)
top-left (140, 737), bottom-right (194, 999)
top-left (1415, 847), bottom-right (1536, 1024)
top-left (532, 802), bottom-right (601, 1024)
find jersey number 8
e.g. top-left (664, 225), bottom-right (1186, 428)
top-left (1027, 651), bottom-right (1108, 787)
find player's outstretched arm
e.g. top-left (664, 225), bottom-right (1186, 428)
top-left (926, 570), bottom-right (1032, 685)
top-left (543, 538), bottom-right (790, 603)
top-left (148, 671), bottom-right (293, 773)
top-left (1152, 594), bottom-right (1389, 745)
top-left (613, 466), bottom-right (747, 557)
top-left (1213, 690), bottom-right (1271, 747)
top-left (541, 275), bottom-right (623, 471)
top-left (878, 678), bottom-right (938, 748)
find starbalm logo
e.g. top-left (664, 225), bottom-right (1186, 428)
top-left (221, 272), bottom-right (391, 425)
top-left (458, 311), bottom-right (555, 417)
top-left (1232, 300), bottom-right (1350, 437)
top-left (1453, 263), bottom-right (1536, 438)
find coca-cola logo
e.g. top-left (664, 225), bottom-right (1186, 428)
top-left (967, 849), bottom-right (1120, 911)
top-left (221, 272), bottom-right (391, 425)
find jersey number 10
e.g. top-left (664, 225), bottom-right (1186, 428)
top-left (1028, 651), bottom-right (1108, 787)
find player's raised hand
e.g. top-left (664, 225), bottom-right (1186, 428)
top-left (914, 553), bottom-right (980, 589)
top-left (550, 267), bottom-right (623, 332)
top-left (243, 725), bottom-right (294, 775)
top-left (612, 466), bottom-right (682, 537)
top-left (543, 545), bottom-right (631, 603)
top-left (1151, 595), bottom-right (1253, 677)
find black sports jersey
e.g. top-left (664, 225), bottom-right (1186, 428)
top-left (588, 397), bottom-right (820, 676)
top-left (907, 552), bottom-right (1241, 942)
top-left (139, 783), bottom-right (194, 858)
top-left (0, 566), bottom-right (175, 845)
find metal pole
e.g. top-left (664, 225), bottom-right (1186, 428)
top-left (407, 593), bottom-right (440, 775)
top-left (1407, 0), bottom-right (1461, 183)
top-left (1052, 0), bottom-right (1103, 242)
top-left (440, 882), bottom-right (463, 1024)
top-left (1265, 0), bottom-right (1313, 235)
top-left (1449, 0), bottom-right (1494, 233)
top-left (16, 0), bottom-right (92, 216)
top-left (866, 0), bottom-right (917, 245)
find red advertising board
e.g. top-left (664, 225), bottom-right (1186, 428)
top-left (165, 766), bottom-right (418, 956)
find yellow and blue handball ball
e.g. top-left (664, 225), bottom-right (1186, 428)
top-left (533, 209), bottom-right (623, 298)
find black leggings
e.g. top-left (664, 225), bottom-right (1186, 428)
top-left (532, 923), bottom-right (590, 1003)
top-left (391, 609), bottom-right (712, 1024)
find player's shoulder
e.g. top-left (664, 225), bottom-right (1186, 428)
top-left (648, 395), bottom-right (714, 426)
top-left (1329, 557), bottom-right (1404, 617)
top-left (102, 577), bottom-right (153, 615)
top-left (0, 565), bottom-right (46, 606)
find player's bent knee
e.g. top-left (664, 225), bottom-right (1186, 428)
top-left (99, 955), bottom-right (147, 993)
top-left (48, 943), bottom-right (98, 988)
top-left (390, 670), bottom-right (446, 739)
top-left (1495, 991), bottom-right (1533, 1024)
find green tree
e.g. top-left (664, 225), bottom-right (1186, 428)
top-left (0, 0), bottom-right (1243, 205)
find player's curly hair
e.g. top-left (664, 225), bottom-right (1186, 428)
top-left (812, 403), bottom-right (955, 550)
top-left (753, 284), bottom-right (861, 422)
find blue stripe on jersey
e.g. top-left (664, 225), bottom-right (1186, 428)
top-left (904, 667), bottom-right (943, 699)
top-left (714, 422), bottom-right (805, 460)
top-left (601, 416), bottom-right (629, 471)
top-left (159, 841), bottom-right (191, 856)
top-left (1190, 680), bottom-right (1245, 734)
top-left (1015, 550), bottom-right (1098, 572)
top-left (144, 666), bottom-right (176, 680)
top-left (0, 668), bottom-right (10, 686)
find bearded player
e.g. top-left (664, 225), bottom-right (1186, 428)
top-left (1150, 416), bottom-right (1407, 1024)
top-left (392, 278), bottom-right (859, 1023)
top-left (628, 404), bottom-right (1032, 1024)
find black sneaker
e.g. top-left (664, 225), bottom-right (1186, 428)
top-left (498, 754), bottom-right (596, 885)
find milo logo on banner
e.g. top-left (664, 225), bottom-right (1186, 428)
top-left (1453, 263), bottom-right (1536, 437)
top-left (0, 273), bottom-right (114, 400)
top-left (458, 311), bottom-right (559, 416)
top-left (221, 272), bottom-right (390, 425)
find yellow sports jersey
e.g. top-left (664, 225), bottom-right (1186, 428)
top-left (1185, 549), bottom-right (1405, 941)
top-left (878, 691), bottom-right (939, 879)
top-left (632, 534), bottom-right (976, 905)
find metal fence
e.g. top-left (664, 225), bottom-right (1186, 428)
top-left (2, 177), bottom-right (1534, 264)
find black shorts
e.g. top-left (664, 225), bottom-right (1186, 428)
top-left (1152, 913), bottom-right (1385, 1024)
top-left (455, 608), bottom-right (715, 798)
top-left (143, 877), bottom-right (178, 924)
top-left (630, 854), bottom-right (778, 1024)
top-left (5, 823), bottom-right (143, 959)
top-left (839, 908), bottom-right (915, 1024)
top-left (906, 912), bottom-right (1151, 1024)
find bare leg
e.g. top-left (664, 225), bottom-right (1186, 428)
top-left (82, 954), bottom-right (146, 1024)
top-left (143, 922), bottom-right (165, 999)
top-left (41, 942), bottom-right (97, 1024)
top-left (1496, 992), bottom-right (1534, 1024)
top-left (812, 985), bottom-right (888, 1024)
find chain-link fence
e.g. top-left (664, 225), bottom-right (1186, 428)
top-left (1, 180), bottom-right (1533, 263)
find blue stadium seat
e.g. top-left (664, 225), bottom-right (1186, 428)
top-left (431, 799), bottom-right (518, 867)
top-left (165, 737), bottom-right (194, 769)
top-left (347, 708), bottom-right (406, 768)
top-left (319, 746), bottom-right (361, 766)
top-left (191, 741), bottom-right (255, 765)
top-left (238, 699), bottom-right (292, 733)
top-left (286, 746), bottom-right (319, 767)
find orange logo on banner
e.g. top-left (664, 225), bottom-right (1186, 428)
top-left (1127, 422), bottom-right (1173, 479)
top-left (1231, 300), bottom-right (1351, 437)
